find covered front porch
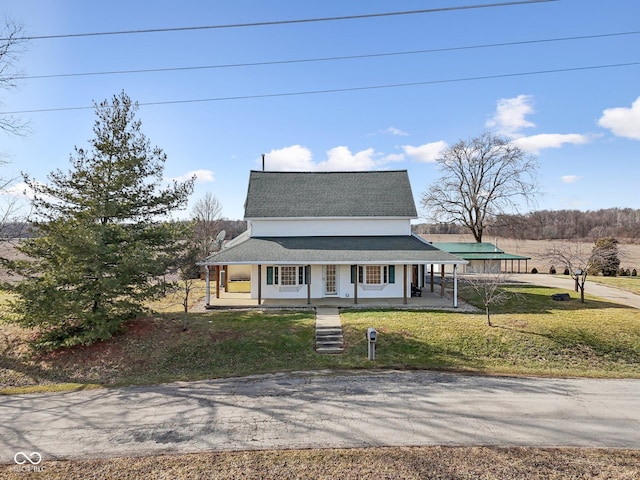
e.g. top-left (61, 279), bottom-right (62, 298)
top-left (199, 235), bottom-right (467, 309)
top-left (201, 285), bottom-right (475, 311)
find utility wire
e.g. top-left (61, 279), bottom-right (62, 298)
top-left (23, 30), bottom-right (640, 80)
top-left (3, 61), bottom-right (638, 115)
top-left (4, 0), bottom-right (557, 41)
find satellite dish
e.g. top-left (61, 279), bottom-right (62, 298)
top-left (215, 230), bottom-right (226, 249)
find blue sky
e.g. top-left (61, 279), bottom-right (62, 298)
top-left (1, 0), bottom-right (639, 221)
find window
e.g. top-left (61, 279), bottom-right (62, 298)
top-left (280, 266), bottom-right (297, 286)
top-left (351, 265), bottom-right (396, 285)
top-left (266, 265), bottom-right (308, 286)
top-left (366, 265), bottom-right (381, 284)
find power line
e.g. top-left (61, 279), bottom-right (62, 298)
top-left (23, 30), bottom-right (640, 80)
top-left (3, 61), bottom-right (638, 115)
top-left (5, 0), bottom-right (557, 41)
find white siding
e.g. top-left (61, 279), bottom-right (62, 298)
top-left (249, 218), bottom-right (411, 237)
top-left (249, 263), bottom-right (410, 299)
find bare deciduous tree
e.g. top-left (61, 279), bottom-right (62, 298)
top-left (0, 19), bottom-right (29, 242)
top-left (192, 192), bottom-right (223, 258)
top-left (421, 132), bottom-right (538, 243)
top-left (462, 272), bottom-right (515, 326)
top-left (544, 242), bottom-right (592, 303)
top-left (0, 18), bottom-right (28, 137)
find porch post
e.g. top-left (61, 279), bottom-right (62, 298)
top-left (403, 264), bottom-right (408, 304)
top-left (440, 265), bottom-right (445, 297)
top-left (354, 264), bottom-right (358, 304)
top-left (307, 264), bottom-right (311, 305)
top-left (453, 264), bottom-right (458, 308)
top-left (257, 264), bottom-right (262, 305)
top-left (205, 265), bottom-right (211, 306)
top-left (215, 266), bottom-right (220, 299)
top-left (430, 265), bottom-right (434, 292)
top-left (223, 265), bottom-right (228, 290)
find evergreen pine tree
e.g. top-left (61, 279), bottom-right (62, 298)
top-left (10, 92), bottom-right (194, 349)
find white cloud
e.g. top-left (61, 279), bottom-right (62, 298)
top-left (0, 181), bottom-right (37, 199)
top-left (402, 141), bottom-right (448, 163)
top-left (382, 153), bottom-right (405, 163)
top-left (368, 126), bottom-right (410, 137)
top-left (263, 145), bottom-right (399, 171)
top-left (598, 96), bottom-right (640, 140)
top-left (512, 133), bottom-right (590, 154)
top-left (317, 146), bottom-right (377, 171)
top-left (170, 169), bottom-right (215, 183)
top-left (561, 175), bottom-right (580, 184)
top-left (262, 145), bottom-right (315, 171)
top-left (486, 94), bottom-right (535, 136)
top-left (383, 126), bottom-right (409, 136)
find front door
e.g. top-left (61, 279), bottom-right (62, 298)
top-left (324, 265), bottom-right (338, 296)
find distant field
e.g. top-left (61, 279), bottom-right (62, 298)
top-left (425, 234), bottom-right (640, 273)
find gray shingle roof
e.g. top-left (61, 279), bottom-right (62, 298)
top-left (200, 236), bottom-right (466, 265)
top-left (244, 170), bottom-right (418, 218)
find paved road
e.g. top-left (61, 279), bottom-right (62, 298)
top-left (514, 273), bottom-right (640, 309)
top-left (2, 370), bottom-right (639, 462)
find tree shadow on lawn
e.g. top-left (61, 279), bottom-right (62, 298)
top-left (476, 284), bottom-right (637, 315)
top-left (1, 310), bottom-right (318, 389)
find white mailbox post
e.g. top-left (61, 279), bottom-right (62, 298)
top-left (367, 327), bottom-right (377, 361)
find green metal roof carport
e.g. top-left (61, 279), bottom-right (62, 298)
top-left (432, 242), bottom-right (531, 273)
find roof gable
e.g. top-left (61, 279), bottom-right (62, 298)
top-left (244, 170), bottom-right (418, 219)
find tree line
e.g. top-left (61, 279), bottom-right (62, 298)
top-left (414, 208), bottom-right (640, 241)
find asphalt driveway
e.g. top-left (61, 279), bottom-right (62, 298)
top-left (2, 370), bottom-right (639, 463)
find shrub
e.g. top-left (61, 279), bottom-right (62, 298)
top-left (632, 269), bottom-right (637, 277)
top-left (531, 267), bottom-right (538, 274)
top-left (563, 267), bottom-right (570, 275)
top-left (549, 266), bottom-right (556, 274)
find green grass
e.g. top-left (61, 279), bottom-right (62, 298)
top-left (1, 285), bottom-right (639, 392)
top-left (588, 275), bottom-right (640, 295)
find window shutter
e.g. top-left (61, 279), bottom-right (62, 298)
top-left (359, 266), bottom-right (363, 284)
top-left (266, 266), bottom-right (273, 285)
top-left (389, 265), bottom-right (395, 283)
top-left (305, 266), bottom-right (310, 284)
top-left (274, 266), bottom-right (279, 285)
top-left (350, 265), bottom-right (356, 284)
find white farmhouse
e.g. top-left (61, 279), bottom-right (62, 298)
top-left (199, 170), bottom-right (466, 306)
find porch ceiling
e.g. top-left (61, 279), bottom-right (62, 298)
top-left (199, 235), bottom-right (467, 265)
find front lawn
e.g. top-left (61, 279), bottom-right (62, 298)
top-left (1, 285), bottom-right (639, 393)
top-left (588, 275), bottom-right (640, 295)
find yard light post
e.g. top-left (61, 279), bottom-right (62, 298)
top-left (574, 269), bottom-right (583, 292)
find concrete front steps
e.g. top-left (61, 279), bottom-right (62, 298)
top-left (315, 308), bottom-right (344, 354)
